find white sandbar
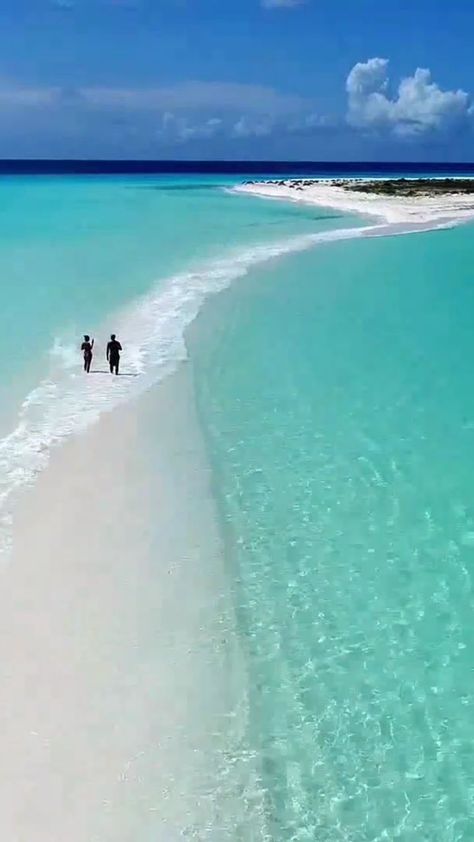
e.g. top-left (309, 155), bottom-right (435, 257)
top-left (235, 178), bottom-right (474, 226)
top-left (0, 366), bottom-right (263, 841)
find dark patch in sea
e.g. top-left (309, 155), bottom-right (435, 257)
top-left (131, 183), bottom-right (220, 192)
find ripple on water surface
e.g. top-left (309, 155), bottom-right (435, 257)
top-left (192, 224), bottom-right (474, 841)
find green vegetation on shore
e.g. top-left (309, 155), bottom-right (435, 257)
top-left (243, 177), bottom-right (474, 197)
top-left (337, 178), bottom-right (474, 196)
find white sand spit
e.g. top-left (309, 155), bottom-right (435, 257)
top-left (235, 179), bottom-right (474, 226)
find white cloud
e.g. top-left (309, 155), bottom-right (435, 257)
top-left (81, 81), bottom-right (308, 116)
top-left (0, 73), bottom-right (341, 153)
top-left (262, 0), bottom-right (306, 7)
top-left (157, 112), bottom-right (223, 143)
top-left (50, 0), bottom-right (141, 6)
top-left (0, 78), bottom-right (310, 118)
top-left (287, 112), bottom-right (335, 132)
top-left (178, 117), bottom-right (223, 141)
top-left (232, 116), bottom-right (273, 137)
top-left (346, 58), bottom-right (471, 136)
top-left (0, 83), bottom-right (57, 107)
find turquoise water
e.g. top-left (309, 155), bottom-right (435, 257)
top-left (191, 223), bottom-right (474, 841)
top-left (0, 175), bottom-right (352, 555)
top-left (0, 176), bottom-right (345, 417)
top-left (4, 172), bottom-right (474, 839)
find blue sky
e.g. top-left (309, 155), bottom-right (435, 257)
top-left (1, 0), bottom-right (474, 159)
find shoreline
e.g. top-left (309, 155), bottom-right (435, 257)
top-left (1, 364), bottom-right (266, 841)
top-left (0, 218), bottom-right (377, 563)
top-left (234, 178), bottom-right (474, 227)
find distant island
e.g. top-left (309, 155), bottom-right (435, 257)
top-left (236, 177), bottom-right (474, 228)
top-left (243, 177), bottom-right (474, 197)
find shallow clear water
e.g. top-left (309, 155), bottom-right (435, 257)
top-left (0, 175), bottom-right (353, 556)
top-left (0, 175), bottom-right (350, 419)
top-left (191, 223), bottom-right (474, 841)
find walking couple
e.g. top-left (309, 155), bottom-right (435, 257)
top-left (81, 334), bottom-right (123, 375)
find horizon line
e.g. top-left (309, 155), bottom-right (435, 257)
top-left (0, 158), bottom-right (474, 165)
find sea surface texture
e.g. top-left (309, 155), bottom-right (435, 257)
top-left (0, 174), bottom-right (351, 557)
top-left (1, 167), bottom-right (474, 840)
top-left (191, 223), bottom-right (474, 841)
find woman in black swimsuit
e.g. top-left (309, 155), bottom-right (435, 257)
top-left (81, 335), bottom-right (94, 373)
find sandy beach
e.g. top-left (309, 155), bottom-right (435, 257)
top-left (0, 365), bottom-right (261, 842)
top-left (235, 179), bottom-right (474, 227)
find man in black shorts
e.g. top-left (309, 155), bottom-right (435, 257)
top-left (106, 333), bottom-right (122, 375)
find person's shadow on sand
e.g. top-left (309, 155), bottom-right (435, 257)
top-left (89, 370), bottom-right (139, 377)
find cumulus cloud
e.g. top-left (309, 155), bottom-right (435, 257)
top-left (346, 58), bottom-right (471, 136)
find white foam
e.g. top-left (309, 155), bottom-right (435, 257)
top-left (0, 226), bottom-right (376, 560)
top-left (49, 337), bottom-right (78, 370)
